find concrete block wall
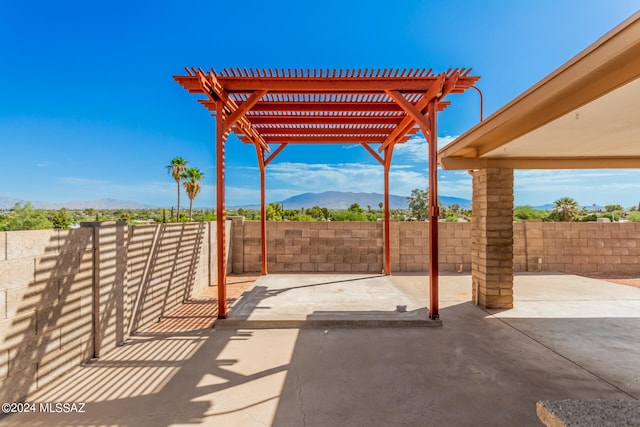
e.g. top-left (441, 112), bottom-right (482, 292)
top-left (0, 229), bottom-right (94, 403)
top-left (126, 222), bottom-right (210, 333)
top-left (0, 220), bottom-right (221, 402)
top-left (241, 221), bottom-right (384, 273)
top-left (514, 222), bottom-right (640, 274)
top-left (86, 222), bottom-right (129, 357)
top-left (394, 222), bottom-right (472, 272)
top-left (237, 221), bottom-right (473, 273)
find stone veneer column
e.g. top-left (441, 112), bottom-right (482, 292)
top-left (471, 168), bottom-right (514, 308)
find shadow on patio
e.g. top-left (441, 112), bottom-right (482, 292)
top-left (1, 273), bottom-right (638, 426)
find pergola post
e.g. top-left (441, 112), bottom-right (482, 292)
top-left (383, 146), bottom-right (393, 275)
top-left (384, 89), bottom-right (442, 319)
top-left (255, 146), bottom-right (268, 275)
top-left (254, 143), bottom-right (287, 276)
top-left (361, 142), bottom-right (392, 275)
top-left (427, 100), bottom-right (439, 319)
top-left (215, 100), bottom-right (229, 319)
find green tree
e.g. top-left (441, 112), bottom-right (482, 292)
top-left (604, 204), bottom-right (624, 212)
top-left (330, 210), bottom-right (367, 221)
top-left (552, 197), bottom-right (579, 222)
top-left (52, 209), bottom-right (72, 229)
top-left (307, 206), bottom-right (325, 220)
top-left (513, 205), bottom-right (547, 221)
top-left (157, 208), bottom-right (169, 223)
top-left (118, 211), bottom-right (131, 222)
top-left (627, 211), bottom-right (640, 222)
top-left (347, 203), bottom-right (364, 214)
top-left (6, 202), bottom-right (52, 230)
top-left (378, 202), bottom-right (383, 212)
top-left (266, 203), bottom-right (283, 221)
top-left (181, 167), bottom-right (204, 222)
top-left (167, 156), bottom-right (188, 222)
top-left (407, 188), bottom-right (429, 221)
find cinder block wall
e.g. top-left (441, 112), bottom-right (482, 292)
top-left (0, 220), bottom-right (222, 402)
top-left (242, 221), bottom-right (384, 273)
top-left (126, 222), bottom-right (211, 332)
top-left (514, 222), bottom-right (640, 273)
top-left (395, 222), bottom-right (472, 272)
top-left (238, 221), bottom-right (473, 273)
top-left (236, 221), bottom-right (639, 274)
top-left (0, 229), bottom-right (94, 403)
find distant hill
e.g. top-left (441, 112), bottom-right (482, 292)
top-left (0, 197), bottom-right (21, 209)
top-left (0, 197), bottom-right (156, 210)
top-left (277, 191), bottom-right (472, 210)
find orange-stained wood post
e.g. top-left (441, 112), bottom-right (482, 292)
top-left (383, 146), bottom-right (393, 275)
top-left (427, 100), bottom-right (439, 319)
top-left (216, 100), bottom-right (229, 319)
top-left (256, 145), bottom-right (268, 275)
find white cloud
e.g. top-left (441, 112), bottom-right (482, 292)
top-left (261, 162), bottom-right (430, 198)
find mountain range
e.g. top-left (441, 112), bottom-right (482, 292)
top-left (3, 192), bottom-right (608, 211)
top-left (277, 191), bottom-right (472, 210)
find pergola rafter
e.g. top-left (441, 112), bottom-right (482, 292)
top-left (175, 67), bottom-right (479, 320)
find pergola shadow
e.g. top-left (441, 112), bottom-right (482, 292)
top-left (3, 274), bottom-right (638, 426)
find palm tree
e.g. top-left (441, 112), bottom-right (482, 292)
top-left (166, 157), bottom-right (187, 222)
top-left (181, 167), bottom-right (204, 222)
top-left (553, 197), bottom-right (579, 222)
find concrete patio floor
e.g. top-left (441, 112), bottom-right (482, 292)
top-left (216, 274), bottom-right (441, 328)
top-left (1, 273), bottom-right (638, 426)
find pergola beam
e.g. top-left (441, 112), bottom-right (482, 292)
top-left (249, 101), bottom-right (451, 112)
top-left (261, 135), bottom-right (389, 143)
top-left (361, 143), bottom-right (384, 165)
top-left (257, 127), bottom-right (397, 136)
top-left (264, 143), bottom-right (288, 166)
top-left (239, 136), bottom-right (413, 144)
top-left (223, 90), bottom-right (268, 134)
top-left (250, 116), bottom-right (404, 125)
top-left (379, 74), bottom-right (445, 152)
top-left (176, 70), bottom-right (270, 152)
top-left (252, 101), bottom-right (405, 112)
top-left (385, 90), bottom-right (432, 131)
top-left (215, 77), bottom-right (476, 92)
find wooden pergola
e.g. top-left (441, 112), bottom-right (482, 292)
top-left (174, 68), bottom-right (479, 320)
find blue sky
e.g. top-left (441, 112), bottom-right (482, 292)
top-left (1, 1), bottom-right (639, 209)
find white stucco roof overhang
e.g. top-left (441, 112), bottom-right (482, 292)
top-left (438, 12), bottom-right (640, 170)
